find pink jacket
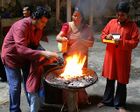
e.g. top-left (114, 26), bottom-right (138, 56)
top-left (1, 17), bottom-right (42, 68)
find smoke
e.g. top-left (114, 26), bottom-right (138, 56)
top-left (71, 0), bottom-right (119, 18)
top-left (71, 0), bottom-right (124, 31)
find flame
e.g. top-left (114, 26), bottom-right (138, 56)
top-left (60, 54), bottom-right (86, 80)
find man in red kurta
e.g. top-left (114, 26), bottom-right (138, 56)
top-left (1, 6), bottom-right (58, 112)
top-left (98, 1), bottom-right (139, 112)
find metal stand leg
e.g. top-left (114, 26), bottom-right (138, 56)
top-left (67, 90), bottom-right (79, 112)
top-left (60, 103), bottom-right (65, 112)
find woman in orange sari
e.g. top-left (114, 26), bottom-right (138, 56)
top-left (56, 7), bottom-right (94, 105)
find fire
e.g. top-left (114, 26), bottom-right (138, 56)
top-left (60, 54), bottom-right (86, 80)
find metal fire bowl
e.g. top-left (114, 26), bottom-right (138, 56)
top-left (44, 66), bottom-right (98, 90)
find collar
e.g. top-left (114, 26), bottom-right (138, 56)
top-left (117, 18), bottom-right (130, 26)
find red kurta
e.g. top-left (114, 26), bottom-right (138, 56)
top-left (101, 19), bottom-right (139, 84)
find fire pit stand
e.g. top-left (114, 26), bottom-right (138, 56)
top-left (64, 90), bottom-right (79, 112)
top-left (44, 66), bottom-right (98, 112)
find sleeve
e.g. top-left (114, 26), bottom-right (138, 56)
top-left (13, 22), bottom-right (41, 61)
top-left (61, 23), bottom-right (69, 35)
top-left (100, 20), bottom-right (112, 41)
top-left (123, 23), bottom-right (139, 49)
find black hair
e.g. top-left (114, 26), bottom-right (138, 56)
top-left (116, 1), bottom-right (130, 13)
top-left (74, 7), bottom-right (87, 24)
top-left (31, 6), bottom-right (51, 19)
top-left (23, 5), bottom-right (31, 11)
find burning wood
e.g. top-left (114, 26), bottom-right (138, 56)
top-left (59, 54), bottom-right (86, 80)
top-left (45, 53), bottom-right (98, 89)
top-left (58, 68), bottom-right (94, 81)
top-left (45, 67), bottom-right (97, 89)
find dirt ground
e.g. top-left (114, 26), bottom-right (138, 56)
top-left (0, 34), bottom-right (140, 112)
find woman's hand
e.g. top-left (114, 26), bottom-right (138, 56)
top-left (56, 31), bottom-right (68, 42)
top-left (59, 36), bottom-right (68, 42)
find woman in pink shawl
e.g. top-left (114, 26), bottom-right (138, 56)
top-left (56, 8), bottom-right (94, 105)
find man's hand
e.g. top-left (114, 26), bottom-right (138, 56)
top-left (114, 39), bottom-right (120, 44)
top-left (106, 34), bottom-right (113, 40)
top-left (40, 51), bottom-right (59, 65)
top-left (41, 51), bottom-right (58, 60)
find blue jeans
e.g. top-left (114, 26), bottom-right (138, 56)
top-left (28, 86), bottom-right (45, 112)
top-left (4, 65), bottom-right (29, 112)
top-left (5, 65), bottom-right (22, 112)
top-left (28, 92), bottom-right (40, 112)
top-left (22, 65), bottom-right (30, 105)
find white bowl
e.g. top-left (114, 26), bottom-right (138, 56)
top-left (112, 34), bottom-right (120, 40)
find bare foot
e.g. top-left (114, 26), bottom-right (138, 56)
top-left (97, 102), bottom-right (105, 108)
top-left (118, 107), bottom-right (127, 112)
